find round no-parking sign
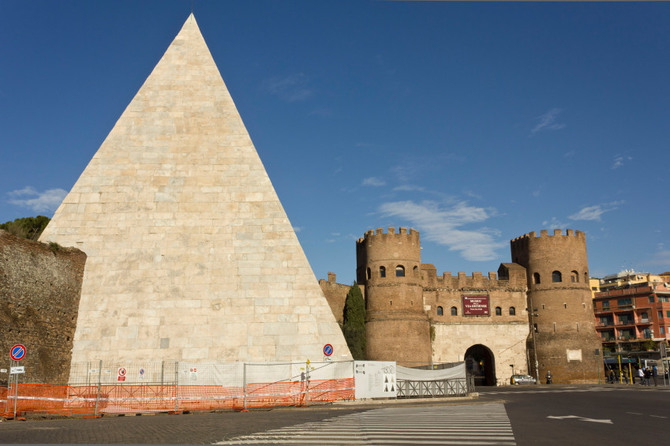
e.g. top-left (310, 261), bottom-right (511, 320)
top-left (10, 344), bottom-right (26, 361)
top-left (323, 344), bottom-right (333, 357)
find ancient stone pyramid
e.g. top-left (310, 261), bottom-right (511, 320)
top-left (40, 14), bottom-right (351, 369)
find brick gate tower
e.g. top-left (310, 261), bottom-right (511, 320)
top-left (356, 227), bottom-right (431, 366)
top-left (511, 229), bottom-right (602, 384)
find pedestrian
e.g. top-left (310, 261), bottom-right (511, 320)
top-left (608, 369), bottom-right (615, 384)
top-left (652, 366), bottom-right (658, 386)
top-left (637, 367), bottom-right (644, 385)
top-left (644, 367), bottom-right (652, 386)
top-left (546, 370), bottom-right (552, 384)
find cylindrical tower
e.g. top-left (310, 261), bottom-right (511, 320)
top-left (510, 229), bottom-right (602, 384)
top-left (356, 227), bottom-right (431, 366)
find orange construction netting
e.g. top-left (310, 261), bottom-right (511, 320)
top-left (0, 378), bottom-right (354, 417)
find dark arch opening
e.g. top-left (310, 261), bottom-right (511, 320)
top-left (465, 344), bottom-right (496, 386)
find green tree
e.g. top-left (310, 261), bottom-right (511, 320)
top-left (0, 216), bottom-right (50, 241)
top-left (342, 282), bottom-right (366, 360)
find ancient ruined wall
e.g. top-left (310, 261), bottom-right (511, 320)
top-left (511, 229), bottom-right (602, 384)
top-left (318, 273), bottom-right (364, 325)
top-left (0, 230), bottom-right (86, 384)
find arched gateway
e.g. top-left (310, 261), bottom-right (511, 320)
top-left (465, 344), bottom-right (496, 386)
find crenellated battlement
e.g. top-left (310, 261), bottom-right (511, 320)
top-left (357, 226), bottom-right (419, 245)
top-left (510, 228), bottom-right (585, 244)
top-left (420, 264), bottom-right (526, 290)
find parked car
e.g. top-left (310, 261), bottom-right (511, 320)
top-left (510, 374), bottom-right (536, 385)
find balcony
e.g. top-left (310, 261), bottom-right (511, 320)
top-left (616, 335), bottom-right (637, 341)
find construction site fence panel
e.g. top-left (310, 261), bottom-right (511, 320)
top-left (1, 360), bottom-right (355, 417)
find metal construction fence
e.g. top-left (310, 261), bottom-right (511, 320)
top-left (1, 360), bottom-right (354, 418)
top-left (397, 376), bottom-right (475, 398)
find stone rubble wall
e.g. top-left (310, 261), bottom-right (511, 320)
top-left (0, 230), bottom-right (86, 384)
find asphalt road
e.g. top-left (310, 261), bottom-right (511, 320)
top-left (477, 384), bottom-right (670, 445)
top-left (0, 384), bottom-right (668, 444)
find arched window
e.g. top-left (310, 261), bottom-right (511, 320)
top-left (379, 266), bottom-right (386, 278)
top-left (584, 272), bottom-right (589, 283)
top-left (533, 272), bottom-right (541, 284)
top-left (495, 306), bottom-right (502, 316)
top-left (552, 271), bottom-right (562, 283)
top-left (413, 265), bottom-right (419, 276)
top-left (571, 271), bottom-right (579, 282)
top-left (395, 265), bottom-right (405, 277)
top-left (437, 306), bottom-right (443, 316)
top-left (509, 307), bottom-right (516, 316)
top-left (451, 306), bottom-right (458, 316)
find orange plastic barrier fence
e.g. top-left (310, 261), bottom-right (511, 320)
top-left (0, 378), bottom-right (355, 417)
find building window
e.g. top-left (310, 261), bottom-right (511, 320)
top-left (366, 268), bottom-right (371, 280)
top-left (564, 303), bottom-right (567, 309)
top-left (413, 265), bottom-right (419, 276)
top-left (658, 311), bottom-right (663, 319)
top-left (437, 306), bottom-right (443, 316)
top-left (451, 306), bottom-right (458, 316)
top-left (509, 307), bottom-right (516, 316)
top-left (667, 311), bottom-right (670, 318)
top-left (602, 300), bottom-right (610, 309)
top-left (661, 326), bottom-right (666, 335)
top-left (379, 266), bottom-right (386, 278)
top-left (395, 265), bottom-right (405, 277)
top-left (649, 296), bottom-right (655, 303)
top-left (533, 272), bottom-right (541, 284)
top-left (618, 298), bottom-right (632, 307)
top-left (584, 272), bottom-right (589, 283)
top-left (552, 271), bottom-right (562, 283)
top-left (571, 271), bottom-right (579, 282)
top-left (495, 306), bottom-right (502, 316)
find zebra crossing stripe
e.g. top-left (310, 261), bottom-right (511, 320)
top-left (216, 403), bottom-right (516, 445)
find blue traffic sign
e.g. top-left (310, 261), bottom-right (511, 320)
top-left (323, 344), bottom-right (333, 357)
top-left (10, 344), bottom-right (26, 361)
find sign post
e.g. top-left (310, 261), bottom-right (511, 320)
top-left (9, 344), bottom-right (27, 419)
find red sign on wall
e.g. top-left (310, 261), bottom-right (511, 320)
top-left (462, 295), bottom-right (490, 316)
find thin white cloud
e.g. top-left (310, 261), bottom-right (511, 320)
top-left (568, 201), bottom-right (623, 221)
top-left (541, 217), bottom-right (569, 229)
top-left (261, 73), bottom-right (313, 102)
top-left (362, 177), bottom-right (386, 187)
top-left (8, 187), bottom-right (67, 213)
top-left (393, 184), bottom-right (425, 192)
top-left (611, 155), bottom-right (632, 170)
top-left (531, 108), bottom-right (565, 135)
top-left (378, 200), bottom-right (503, 261)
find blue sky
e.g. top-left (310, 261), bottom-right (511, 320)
top-left (1, 1), bottom-right (669, 284)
